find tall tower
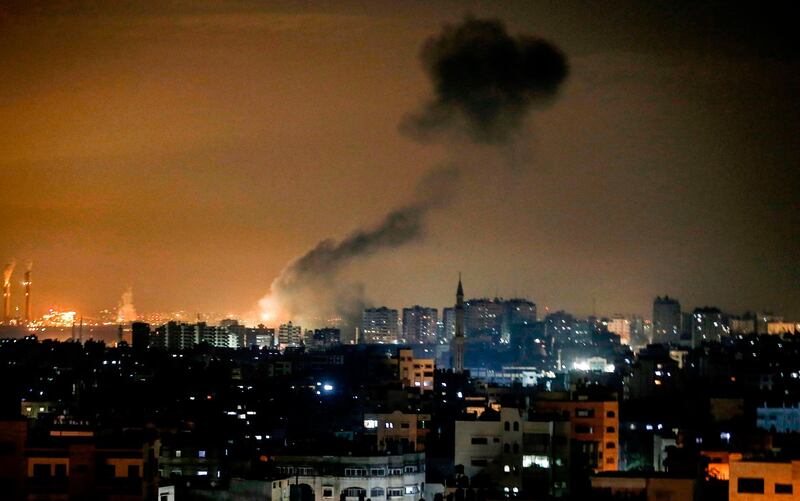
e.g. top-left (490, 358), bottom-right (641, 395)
top-left (23, 264), bottom-right (32, 324)
top-left (451, 274), bottom-right (465, 373)
top-left (2, 261), bottom-right (15, 324)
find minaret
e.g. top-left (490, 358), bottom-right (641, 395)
top-left (451, 273), bottom-right (465, 373)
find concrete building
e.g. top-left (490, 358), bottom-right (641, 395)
top-left (767, 322), bottom-right (798, 335)
top-left (397, 348), bottom-right (434, 392)
top-left (756, 404), bottom-right (800, 433)
top-left (729, 315), bottom-right (756, 335)
top-left (151, 321), bottom-right (247, 350)
top-left (270, 452), bottom-right (426, 501)
top-left (401, 306), bottom-right (438, 344)
top-left (278, 322), bottom-right (303, 348)
top-left (533, 393), bottom-right (619, 473)
top-left (363, 411), bottom-right (430, 452)
top-left (0, 420), bottom-right (159, 500)
top-left (607, 315), bottom-right (631, 345)
top-left (131, 321), bottom-right (150, 351)
top-left (756, 312), bottom-right (783, 335)
top-left (245, 324), bottom-right (275, 348)
top-left (361, 308), bottom-right (399, 344)
top-left (729, 458), bottom-right (798, 500)
top-left (454, 407), bottom-right (571, 498)
top-left (652, 296), bottom-right (681, 344)
top-left (691, 307), bottom-right (728, 348)
top-left (464, 298), bottom-right (505, 341)
top-left (590, 472), bottom-right (695, 501)
top-left (442, 307), bottom-right (455, 343)
top-left (503, 299), bottom-right (537, 343)
top-left (307, 328), bottom-right (341, 349)
top-left (158, 435), bottom-right (224, 484)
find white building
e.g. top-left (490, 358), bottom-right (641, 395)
top-left (278, 322), bottom-right (303, 348)
top-left (270, 452), bottom-right (427, 501)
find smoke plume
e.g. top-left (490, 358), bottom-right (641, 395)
top-left (2, 261), bottom-right (14, 286)
top-left (402, 16), bottom-right (568, 144)
top-left (260, 17), bottom-right (568, 336)
top-left (117, 287), bottom-right (138, 323)
top-left (263, 166), bottom-right (459, 330)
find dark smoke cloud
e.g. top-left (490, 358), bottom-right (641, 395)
top-left (263, 166), bottom-right (459, 331)
top-left (260, 17), bottom-right (568, 335)
top-left (403, 16), bottom-right (569, 144)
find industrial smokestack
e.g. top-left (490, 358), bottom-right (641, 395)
top-left (23, 261), bottom-right (32, 324)
top-left (2, 261), bottom-right (15, 324)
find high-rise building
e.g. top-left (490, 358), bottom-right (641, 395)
top-left (131, 321), bottom-right (150, 351)
top-left (503, 299), bottom-right (537, 343)
top-left (464, 298), bottom-right (505, 340)
top-left (150, 321), bottom-right (246, 350)
top-left (607, 315), bottom-right (631, 345)
top-left (278, 321), bottom-right (302, 347)
top-left (441, 307), bottom-right (455, 343)
top-left (309, 327), bottom-right (341, 348)
top-left (361, 307), bottom-right (399, 344)
top-left (245, 324), bottom-right (275, 348)
top-left (691, 307), bottom-right (728, 348)
top-left (545, 311), bottom-right (577, 343)
top-left (401, 306), bottom-right (438, 344)
top-left (451, 276), bottom-right (465, 373)
top-left (653, 296), bottom-right (681, 344)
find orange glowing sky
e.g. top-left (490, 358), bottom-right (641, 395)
top-left (1, 1), bottom-right (798, 322)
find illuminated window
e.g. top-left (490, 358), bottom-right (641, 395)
top-left (522, 455), bottom-right (550, 468)
top-left (198, 450), bottom-right (206, 458)
top-left (364, 419), bottom-right (378, 429)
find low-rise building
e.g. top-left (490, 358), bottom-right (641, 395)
top-left (270, 452), bottom-right (426, 501)
top-left (533, 392), bottom-right (619, 473)
top-left (729, 458), bottom-right (799, 500)
top-left (454, 407), bottom-right (571, 498)
top-left (397, 349), bottom-right (434, 392)
top-left (756, 404), bottom-right (800, 433)
top-left (363, 411), bottom-right (430, 453)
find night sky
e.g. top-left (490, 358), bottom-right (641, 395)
top-left (1, 1), bottom-right (798, 323)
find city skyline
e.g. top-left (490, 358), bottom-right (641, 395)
top-left (2, 2), bottom-right (798, 322)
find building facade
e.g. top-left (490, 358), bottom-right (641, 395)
top-left (401, 306), bottom-right (438, 344)
top-left (454, 408), bottom-right (571, 498)
top-left (361, 308), bottom-right (399, 344)
top-left (270, 452), bottom-right (426, 501)
top-left (652, 296), bottom-right (681, 345)
top-left (533, 394), bottom-right (619, 473)
top-left (397, 349), bottom-right (434, 392)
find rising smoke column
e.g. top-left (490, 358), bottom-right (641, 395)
top-left (116, 287), bottom-right (137, 323)
top-left (261, 17), bottom-right (568, 333)
top-left (2, 260), bottom-right (15, 322)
